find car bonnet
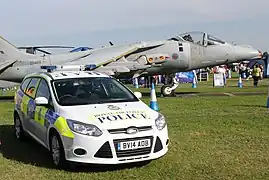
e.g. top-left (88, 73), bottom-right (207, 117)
top-left (58, 101), bottom-right (158, 130)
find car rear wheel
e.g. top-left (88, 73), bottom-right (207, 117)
top-left (14, 113), bottom-right (26, 140)
top-left (49, 131), bottom-right (68, 169)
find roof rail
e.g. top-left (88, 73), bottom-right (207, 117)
top-left (40, 64), bottom-right (97, 73)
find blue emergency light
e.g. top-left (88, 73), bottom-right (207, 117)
top-left (40, 65), bottom-right (57, 72)
top-left (84, 64), bottom-right (97, 70)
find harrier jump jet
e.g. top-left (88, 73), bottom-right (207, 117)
top-left (0, 31), bottom-right (262, 96)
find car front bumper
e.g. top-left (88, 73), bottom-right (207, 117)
top-left (62, 126), bottom-right (169, 164)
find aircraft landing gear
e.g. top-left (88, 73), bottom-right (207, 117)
top-left (160, 75), bottom-right (179, 97)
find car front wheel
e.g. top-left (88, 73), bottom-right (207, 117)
top-left (14, 113), bottom-right (26, 140)
top-left (49, 131), bottom-right (68, 169)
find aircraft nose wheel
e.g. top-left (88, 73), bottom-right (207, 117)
top-left (161, 85), bottom-right (175, 97)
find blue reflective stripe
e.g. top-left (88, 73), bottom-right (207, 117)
top-left (15, 103), bottom-right (20, 110)
top-left (27, 98), bottom-right (36, 119)
top-left (16, 93), bottom-right (23, 111)
top-left (45, 109), bottom-right (59, 124)
top-left (17, 89), bottom-right (24, 98)
top-left (15, 89), bottom-right (24, 111)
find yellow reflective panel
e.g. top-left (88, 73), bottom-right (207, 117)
top-left (21, 95), bottom-right (30, 114)
top-left (54, 117), bottom-right (74, 139)
top-left (34, 106), bottom-right (47, 126)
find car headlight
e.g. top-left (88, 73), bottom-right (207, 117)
top-left (67, 119), bottom-right (102, 137)
top-left (155, 113), bottom-right (166, 130)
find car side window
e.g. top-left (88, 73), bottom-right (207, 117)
top-left (25, 77), bottom-right (40, 98)
top-left (35, 79), bottom-right (54, 109)
top-left (20, 78), bottom-right (31, 92)
top-left (35, 79), bottom-right (51, 100)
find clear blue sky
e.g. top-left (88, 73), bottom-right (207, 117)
top-left (1, 0), bottom-right (268, 52)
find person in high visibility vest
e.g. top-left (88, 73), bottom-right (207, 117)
top-left (259, 64), bottom-right (264, 80)
top-left (252, 64), bottom-right (261, 87)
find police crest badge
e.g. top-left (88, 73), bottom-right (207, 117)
top-left (107, 105), bottom-right (120, 110)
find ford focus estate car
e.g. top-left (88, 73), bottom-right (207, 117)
top-left (13, 70), bottom-right (169, 169)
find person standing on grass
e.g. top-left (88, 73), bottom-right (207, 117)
top-left (259, 64), bottom-right (264, 80)
top-left (252, 64), bottom-right (261, 87)
top-left (217, 65), bottom-right (227, 85)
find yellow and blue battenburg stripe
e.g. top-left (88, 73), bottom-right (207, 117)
top-left (15, 89), bottom-right (74, 139)
top-left (45, 110), bottom-right (59, 124)
top-left (27, 98), bottom-right (36, 119)
top-left (15, 89), bottom-right (24, 110)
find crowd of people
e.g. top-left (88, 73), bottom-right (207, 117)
top-left (211, 63), bottom-right (264, 87)
top-left (130, 62), bottom-right (265, 87)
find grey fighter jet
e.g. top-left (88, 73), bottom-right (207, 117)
top-left (0, 31), bottom-right (262, 96)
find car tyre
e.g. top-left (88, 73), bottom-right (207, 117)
top-left (49, 131), bottom-right (68, 169)
top-left (14, 112), bottom-right (26, 140)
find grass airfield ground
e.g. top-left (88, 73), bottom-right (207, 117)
top-left (0, 77), bottom-right (269, 180)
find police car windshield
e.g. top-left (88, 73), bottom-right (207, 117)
top-left (52, 77), bottom-right (139, 106)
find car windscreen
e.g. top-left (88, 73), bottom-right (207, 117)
top-left (52, 77), bottom-right (139, 106)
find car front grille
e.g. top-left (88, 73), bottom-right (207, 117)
top-left (94, 136), bottom-right (163, 159)
top-left (108, 126), bottom-right (152, 134)
top-left (113, 136), bottom-right (154, 158)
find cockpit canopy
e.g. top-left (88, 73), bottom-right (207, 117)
top-left (169, 31), bottom-right (226, 46)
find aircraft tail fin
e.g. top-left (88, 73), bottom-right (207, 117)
top-left (0, 36), bottom-right (36, 60)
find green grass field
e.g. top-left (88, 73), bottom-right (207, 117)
top-left (0, 88), bottom-right (17, 97)
top-left (0, 78), bottom-right (269, 179)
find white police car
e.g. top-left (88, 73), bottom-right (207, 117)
top-left (13, 69), bottom-right (169, 168)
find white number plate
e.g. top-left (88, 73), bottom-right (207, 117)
top-left (117, 139), bottom-right (151, 151)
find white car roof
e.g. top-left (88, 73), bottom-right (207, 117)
top-left (25, 71), bottom-right (110, 81)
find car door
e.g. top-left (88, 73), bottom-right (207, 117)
top-left (23, 77), bottom-right (41, 137)
top-left (17, 77), bottom-right (32, 129)
top-left (33, 78), bottom-right (54, 145)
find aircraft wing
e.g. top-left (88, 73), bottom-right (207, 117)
top-left (45, 41), bottom-right (166, 76)
top-left (66, 43), bottom-right (141, 66)
top-left (61, 42), bottom-right (155, 75)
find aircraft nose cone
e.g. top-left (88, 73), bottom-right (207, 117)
top-left (234, 45), bottom-right (262, 60)
top-left (248, 49), bottom-right (262, 59)
top-left (257, 50), bottom-right (263, 58)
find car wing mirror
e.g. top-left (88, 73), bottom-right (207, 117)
top-left (134, 91), bottom-right (142, 99)
top-left (35, 97), bottom-right (49, 106)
